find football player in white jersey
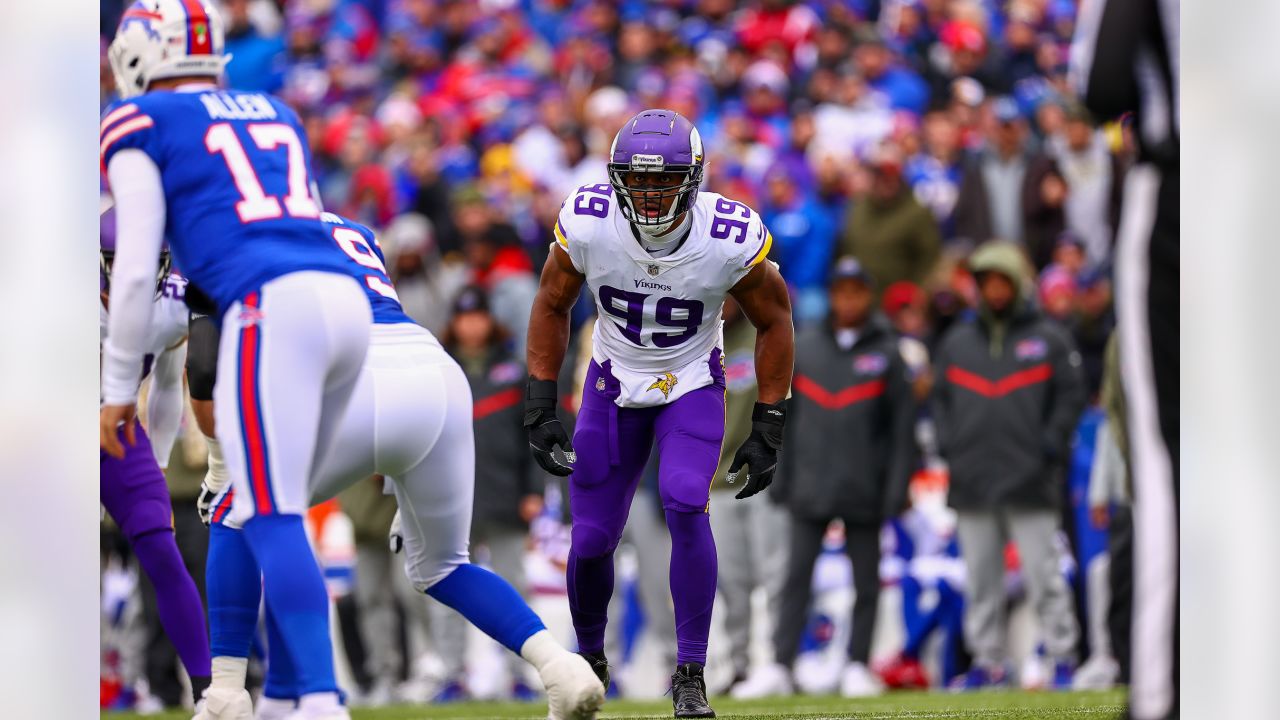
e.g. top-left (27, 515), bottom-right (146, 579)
top-left (99, 219), bottom-right (213, 710)
top-left (524, 109), bottom-right (795, 717)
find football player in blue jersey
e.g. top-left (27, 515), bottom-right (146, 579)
top-left (194, 214), bottom-right (605, 720)
top-left (100, 3), bottom-right (372, 717)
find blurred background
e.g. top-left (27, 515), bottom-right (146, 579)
top-left (97, 0), bottom-right (1136, 711)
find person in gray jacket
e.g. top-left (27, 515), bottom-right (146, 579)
top-left (734, 257), bottom-right (916, 699)
top-left (932, 241), bottom-right (1086, 689)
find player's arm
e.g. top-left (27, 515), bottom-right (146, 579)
top-left (730, 261), bottom-right (794, 404)
top-left (101, 149), bottom-right (167, 458)
top-left (144, 338), bottom-right (187, 470)
top-left (527, 245), bottom-right (584, 381)
top-left (523, 245), bottom-right (585, 476)
top-left (725, 261), bottom-right (795, 500)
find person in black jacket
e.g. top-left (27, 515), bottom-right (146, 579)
top-left (434, 286), bottom-right (547, 698)
top-left (737, 258), bottom-right (916, 699)
top-left (932, 241), bottom-right (1086, 689)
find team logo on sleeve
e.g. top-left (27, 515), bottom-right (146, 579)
top-left (1015, 338), bottom-right (1048, 361)
top-left (647, 371), bottom-right (678, 399)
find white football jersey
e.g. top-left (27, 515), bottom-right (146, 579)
top-left (99, 273), bottom-right (191, 383)
top-left (555, 183), bottom-right (773, 407)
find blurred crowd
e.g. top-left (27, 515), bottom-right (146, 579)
top-left (99, 0), bottom-right (1134, 710)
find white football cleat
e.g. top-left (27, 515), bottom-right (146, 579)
top-left (254, 696), bottom-right (297, 720)
top-left (540, 652), bottom-right (605, 720)
top-left (730, 662), bottom-right (794, 699)
top-left (839, 662), bottom-right (884, 698)
top-left (192, 687), bottom-right (254, 720)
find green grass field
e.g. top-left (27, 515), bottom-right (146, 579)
top-left (105, 689), bottom-right (1125, 719)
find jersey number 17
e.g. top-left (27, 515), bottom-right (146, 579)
top-left (205, 123), bottom-right (320, 223)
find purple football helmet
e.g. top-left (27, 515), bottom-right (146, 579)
top-left (607, 109), bottom-right (705, 231)
top-left (100, 203), bottom-right (171, 297)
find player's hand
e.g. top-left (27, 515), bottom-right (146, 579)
top-left (196, 482), bottom-right (216, 527)
top-left (727, 401), bottom-right (786, 500)
top-left (389, 510), bottom-right (404, 554)
top-left (100, 403), bottom-right (138, 460)
top-left (524, 378), bottom-right (576, 477)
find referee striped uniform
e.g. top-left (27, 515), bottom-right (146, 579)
top-left (1072, 1), bottom-right (1178, 718)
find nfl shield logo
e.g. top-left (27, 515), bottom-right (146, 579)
top-left (647, 264), bottom-right (661, 277)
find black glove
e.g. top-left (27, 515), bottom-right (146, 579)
top-left (524, 378), bottom-right (576, 476)
top-left (727, 401), bottom-right (786, 500)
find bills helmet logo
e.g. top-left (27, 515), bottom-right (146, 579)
top-left (1015, 338), bottom-right (1048, 361)
top-left (120, 3), bottom-right (163, 41)
top-left (647, 371), bottom-right (678, 399)
top-left (854, 352), bottom-right (888, 375)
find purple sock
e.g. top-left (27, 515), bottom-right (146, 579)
top-left (666, 510), bottom-right (717, 666)
top-left (132, 531), bottom-right (212, 685)
top-left (566, 550), bottom-right (614, 655)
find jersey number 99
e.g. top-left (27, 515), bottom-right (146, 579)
top-left (332, 227), bottom-right (399, 300)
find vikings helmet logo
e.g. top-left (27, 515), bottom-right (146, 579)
top-left (648, 371), bottom-right (678, 399)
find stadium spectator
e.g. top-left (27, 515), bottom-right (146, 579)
top-left (738, 258), bottom-right (916, 699)
top-left (931, 241), bottom-right (1085, 690)
top-left (442, 286), bottom-right (545, 699)
top-left (338, 475), bottom-right (415, 706)
top-left (761, 163), bottom-right (837, 325)
top-left (839, 144), bottom-right (942, 289)
top-left (953, 97), bottom-right (1067, 269)
top-left (1045, 104), bottom-right (1126, 268)
top-left (707, 298), bottom-right (789, 696)
top-left (905, 109), bottom-right (965, 238)
top-left (853, 26), bottom-right (929, 115)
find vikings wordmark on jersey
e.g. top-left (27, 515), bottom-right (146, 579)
top-left (554, 187), bottom-right (773, 408)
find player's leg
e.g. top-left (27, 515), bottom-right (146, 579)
top-left (260, 604), bottom-right (302, 718)
top-left (217, 272), bottom-right (371, 712)
top-left (1116, 164), bottom-right (1179, 720)
top-left (653, 382), bottom-right (725, 668)
top-left (100, 428), bottom-right (212, 707)
top-left (653, 381), bottom-right (725, 716)
top-left (200, 513), bottom-right (260, 719)
top-left (567, 362), bottom-right (657, 660)
top-left (388, 357), bottom-right (603, 717)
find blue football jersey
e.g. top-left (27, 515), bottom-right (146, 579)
top-left (100, 87), bottom-right (354, 314)
top-left (320, 213), bottom-right (414, 326)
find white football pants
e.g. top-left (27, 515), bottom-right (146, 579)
top-left (216, 271), bottom-right (371, 525)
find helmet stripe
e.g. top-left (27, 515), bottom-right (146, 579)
top-left (180, 0), bottom-right (213, 56)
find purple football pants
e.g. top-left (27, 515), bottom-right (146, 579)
top-left (567, 357), bottom-right (723, 666)
top-left (101, 425), bottom-right (212, 681)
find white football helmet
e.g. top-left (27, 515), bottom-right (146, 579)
top-left (108, 0), bottom-right (229, 99)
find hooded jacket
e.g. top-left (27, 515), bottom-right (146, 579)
top-left (773, 314), bottom-right (917, 523)
top-left (931, 243), bottom-right (1086, 509)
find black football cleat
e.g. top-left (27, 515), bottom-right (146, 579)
top-left (671, 663), bottom-right (716, 718)
top-left (579, 651), bottom-right (611, 693)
